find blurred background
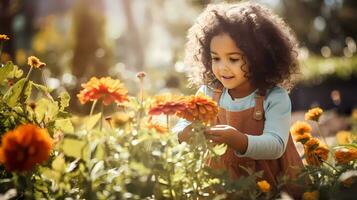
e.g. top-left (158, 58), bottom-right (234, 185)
top-left (1, 0), bottom-right (356, 134)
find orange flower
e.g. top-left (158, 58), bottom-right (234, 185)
top-left (304, 137), bottom-right (320, 152)
top-left (314, 144), bottom-right (329, 162)
top-left (77, 77), bottom-right (129, 106)
top-left (334, 147), bottom-right (357, 165)
top-left (257, 180), bottom-right (271, 193)
top-left (304, 142), bottom-right (329, 166)
top-left (176, 93), bottom-right (218, 124)
top-left (0, 124), bottom-right (53, 172)
top-left (147, 122), bottom-right (168, 134)
top-left (305, 107), bottom-right (323, 122)
top-left (0, 34), bottom-right (10, 41)
top-left (148, 94), bottom-right (187, 115)
top-left (294, 132), bottom-right (312, 144)
top-left (27, 56), bottom-right (46, 68)
top-left (290, 121), bottom-right (312, 136)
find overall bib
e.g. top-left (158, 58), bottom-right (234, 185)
top-left (208, 87), bottom-right (303, 199)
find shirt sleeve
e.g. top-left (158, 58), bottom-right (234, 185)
top-left (171, 85), bottom-right (213, 135)
top-left (235, 87), bottom-right (291, 160)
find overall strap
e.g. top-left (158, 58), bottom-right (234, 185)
top-left (253, 90), bottom-right (266, 121)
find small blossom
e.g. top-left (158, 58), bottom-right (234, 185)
top-left (290, 121), bottom-right (312, 136)
top-left (109, 112), bottom-right (134, 128)
top-left (148, 94), bottom-right (187, 116)
top-left (294, 132), bottom-right (312, 144)
top-left (334, 147), bottom-right (357, 165)
top-left (77, 77), bottom-right (129, 106)
top-left (0, 124), bottom-right (53, 172)
top-left (257, 180), bottom-right (270, 193)
top-left (305, 107), bottom-right (323, 122)
top-left (302, 191), bottom-right (319, 200)
top-left (27, 56), bottom-right (46, 68)
top-left (147, 122), bottom-right (168, 134)
top-left (0, 34), bottom-right (10, 41)
top-left (136, 71), bottom-right (146, 80)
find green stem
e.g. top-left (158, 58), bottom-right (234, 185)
top-left (100, 102), bottom-right (104, 131)
top-left (89, 100), bottom-right (97, 117)
top-left (19, 66), bottom-right (33, 112)
top-left (167, 115), bottom-right (170, 130)
top-left (316, 122), bottom-right (329, 149)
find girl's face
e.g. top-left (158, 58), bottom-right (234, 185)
top-left (210, 33), bottom-right (253, 97)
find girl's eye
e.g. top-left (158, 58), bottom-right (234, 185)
top-left (229, 58), bottom-right (240, 62)
top-left (212, 57), bottom-right (220, 62)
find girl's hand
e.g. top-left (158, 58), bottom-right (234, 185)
top-left (204, 125), bottom-right (248, 154)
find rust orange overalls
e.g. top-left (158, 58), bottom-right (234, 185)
top-left (208, 86), bottom-right (303, 199)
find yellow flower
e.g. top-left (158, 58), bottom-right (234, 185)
top-left (77, 77), bottom-right (129, 106)
top-left (176, 93), bottom-right (218, 124)
top-left (305, 107), bottom-right (323, 122)
top-left (336, 131), bottom-right (352, 145)
top-left (27, 56), bottom-right (46, 68)
top-left (294, 132), bottom-right (312, 144)
top-left (0, 124), bottom-right (53, 172)
top-left (302, 191), bottom-right (319, 200)
top-left (334, 147), bottom-right (357, 165)
top-left (290, 121), bottom-right (312, 136)
top-left (0, 34), bottom-right (10, 41)
top-left (257, 180), bottom-right (270, 193)
top-left (109, 112), bottom-right (134, 128)
top-left (148, 94), bottom-right (187, 116)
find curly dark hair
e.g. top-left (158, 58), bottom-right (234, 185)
top-left (184, 1), bottom-right (299, 92)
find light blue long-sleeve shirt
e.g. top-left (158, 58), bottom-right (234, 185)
top-left (172, 85), bottom-right (291, 160)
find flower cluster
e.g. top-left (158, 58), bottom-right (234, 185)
top-left (148, 94), bottom-right (187, 115)
top-left (77, 77), bottom-right (129, 106)
top-left (305, 107), bottom-right (323, 122)
top-left (0, 124), bottom-right (53, 172)
top-left (176, 93), bottom-right (218, 124)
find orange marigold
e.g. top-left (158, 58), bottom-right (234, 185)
top-left (77, 77), bottom-right (129, 106)
top-left (27, 56), bottom-right (46, 68)
top-left (314, 144), bottom-right (329, 162)
top-left (176, 93), bottom-right (218, 124)
top-left (304, 137), bottom-right (320, 152)
top-left (305, 107), bottom-right (323, 122)
top-left (148, 94), bottom-right (187, 115)
top-left (290, 121), bottom-right (312, 136)
top-left (0, 34), bottom-right (10, 41)
top-left (334, 147), bottom-right (357, 165)
top-left (0, 124), bottom-right (53, 172)
top-left (257, 180), bottom-right (271, 193)
top-left (336, 131), bottom-right (353, 145)
top-left (294, 132), bottom-right (312, 144)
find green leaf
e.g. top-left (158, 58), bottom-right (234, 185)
top-left (31, 81), bottom-right (53, 94)
top-left (34, 98), bottom-right (59, 123)
top-left (52, 154), bottom-right (66, 172)
top-left (212, 143), bottom-right (227, 156)
top-left (7, 65), bottom-right (23, 79)
top-left (59, 91), bottom-right (70, 111)
top-left (55, 118), bottom-right (74, 134)
top-left (0, 61), bottom-right (14, 83)
top-left (3, 78), bottom-right (26, 107)
top-left (24, 80), bottom-right (32, 102)
top-left (61, 138), bottom-right (86, 158)
top-left (84, 113), bottom-right (102, 130)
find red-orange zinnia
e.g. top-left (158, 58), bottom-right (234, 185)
top-left (77, 77), bottom-right (129, 106)
top-left (148, 94), bottom-right (187, 115)
top-left (176, 93), bottom-right (218, 124)
top-left (0, 124), bottom-right (53, 172)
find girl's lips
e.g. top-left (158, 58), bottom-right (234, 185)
top-left (222, 76), bottom-right (235, 79)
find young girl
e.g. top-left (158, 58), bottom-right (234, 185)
top-left (173, 1), bottom-right (303, 198)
